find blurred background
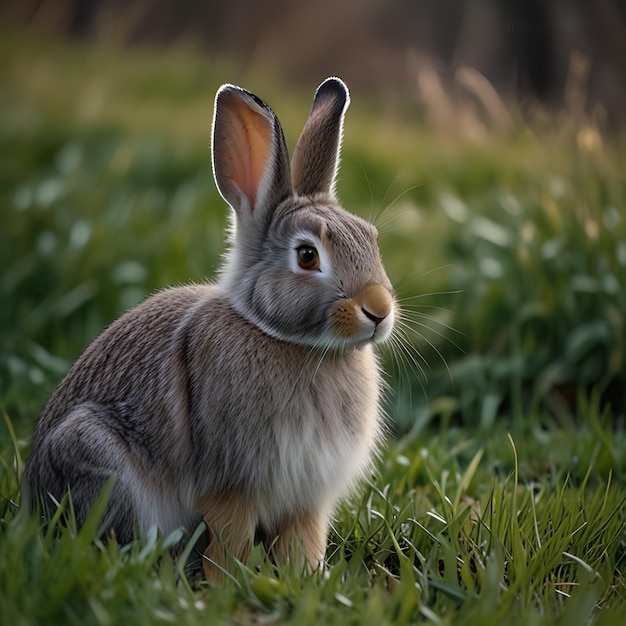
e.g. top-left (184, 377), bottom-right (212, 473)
top-left (1, 1), bottom-right (625, 449)
top-left (3, 0), bottom-right (626, 123)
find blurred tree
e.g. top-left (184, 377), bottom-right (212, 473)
top-left (67, 0), bottom-right (97, 37)
top-left (499, 0), bottom-right (553, 100)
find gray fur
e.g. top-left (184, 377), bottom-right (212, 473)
top-left (23, 77), bottom-right (396, 578)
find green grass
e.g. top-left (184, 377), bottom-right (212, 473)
top-left (1, 28), bottom-right (625, 625)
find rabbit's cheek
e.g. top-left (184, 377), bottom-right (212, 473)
top-left (328, 300), bottom-right (379, 344)
top-left (328, 300), bottom-right (362, 341)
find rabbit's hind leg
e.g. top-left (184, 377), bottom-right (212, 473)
top-left (26, 402), bottom-right (143, 544)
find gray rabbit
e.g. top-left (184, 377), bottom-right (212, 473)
top-left (23, 77), bottom-right (396, 579)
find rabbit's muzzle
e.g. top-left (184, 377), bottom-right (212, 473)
top-left (330, 283), bottom-right (395, 345)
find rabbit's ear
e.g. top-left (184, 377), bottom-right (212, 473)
top-left (291, 77), bottom-right (350, 197)
top-left (212, 85), bottom-right (292, 222)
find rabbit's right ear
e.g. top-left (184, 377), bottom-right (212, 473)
top-left (212, 85), bottom-right (291, 223)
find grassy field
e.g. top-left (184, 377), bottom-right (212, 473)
top-left (1, 29), bottom-right (625, 625)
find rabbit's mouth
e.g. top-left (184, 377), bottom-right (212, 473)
top-left (328, 283), bottom-right (395, 347)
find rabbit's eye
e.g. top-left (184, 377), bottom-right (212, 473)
top-left (296, 245), bottom-right (320, 271)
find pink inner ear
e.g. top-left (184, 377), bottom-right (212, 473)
top-left (224, 97), bottom-right (273, 211)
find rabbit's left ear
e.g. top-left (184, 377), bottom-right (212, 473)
top-left (212, 85), bottom-right (291, 224)
top-left (291, 77), bottom-right (350, 197)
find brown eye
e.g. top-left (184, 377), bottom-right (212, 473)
top-left (296, 245), bottom-right (320, 271)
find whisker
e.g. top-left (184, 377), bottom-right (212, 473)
top-left (376, 219), bottom-right (418, 238)
top-left (398, 313), bottom-right (464, 356)
top-left (375, 183), bottom-right (424, 230)
top-left (394, 264), bottom-right (455, 289)
top-left (396, 301), bottom-right (456, 316)
top-left (396, 318), bottom-right (454, 381)
top-left (400, 310), bottom-right (464, 337)
top-left (292, 344), bottom-right (328, 390)
top-left (312, 345), bottom-right (331, 381)
top-left (396, 289), bottom-right (463, 301)
top-left (394, 281), bottom-right (461, 300)
top-left (394, 323), bottom-right (431, 369)
top-left (357, 160), bottom-right (376, 225)
top-left (386, 330), bottom-right (429, 401)
top-left (388, 337), bottom-right (419, 390)
top-left (396, 328), bottom-right (431, 381)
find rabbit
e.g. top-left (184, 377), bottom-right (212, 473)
top-left (22, 77), bottom-right (396, 579)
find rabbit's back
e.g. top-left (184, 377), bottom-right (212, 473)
top-left (31, 284), bottom-right (214, 445)
top-left (23, 284), bottom-right (216, 535)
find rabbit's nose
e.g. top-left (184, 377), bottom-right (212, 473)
top-left (356, 283), bottom-right (393, 324)
top-left (361, 307), bottom-right (386, 325)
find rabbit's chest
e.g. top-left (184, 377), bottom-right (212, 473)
top-left (191, 338), bottom-right (383, 520)
top-left (256, 358), bottom-right (382, 519)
